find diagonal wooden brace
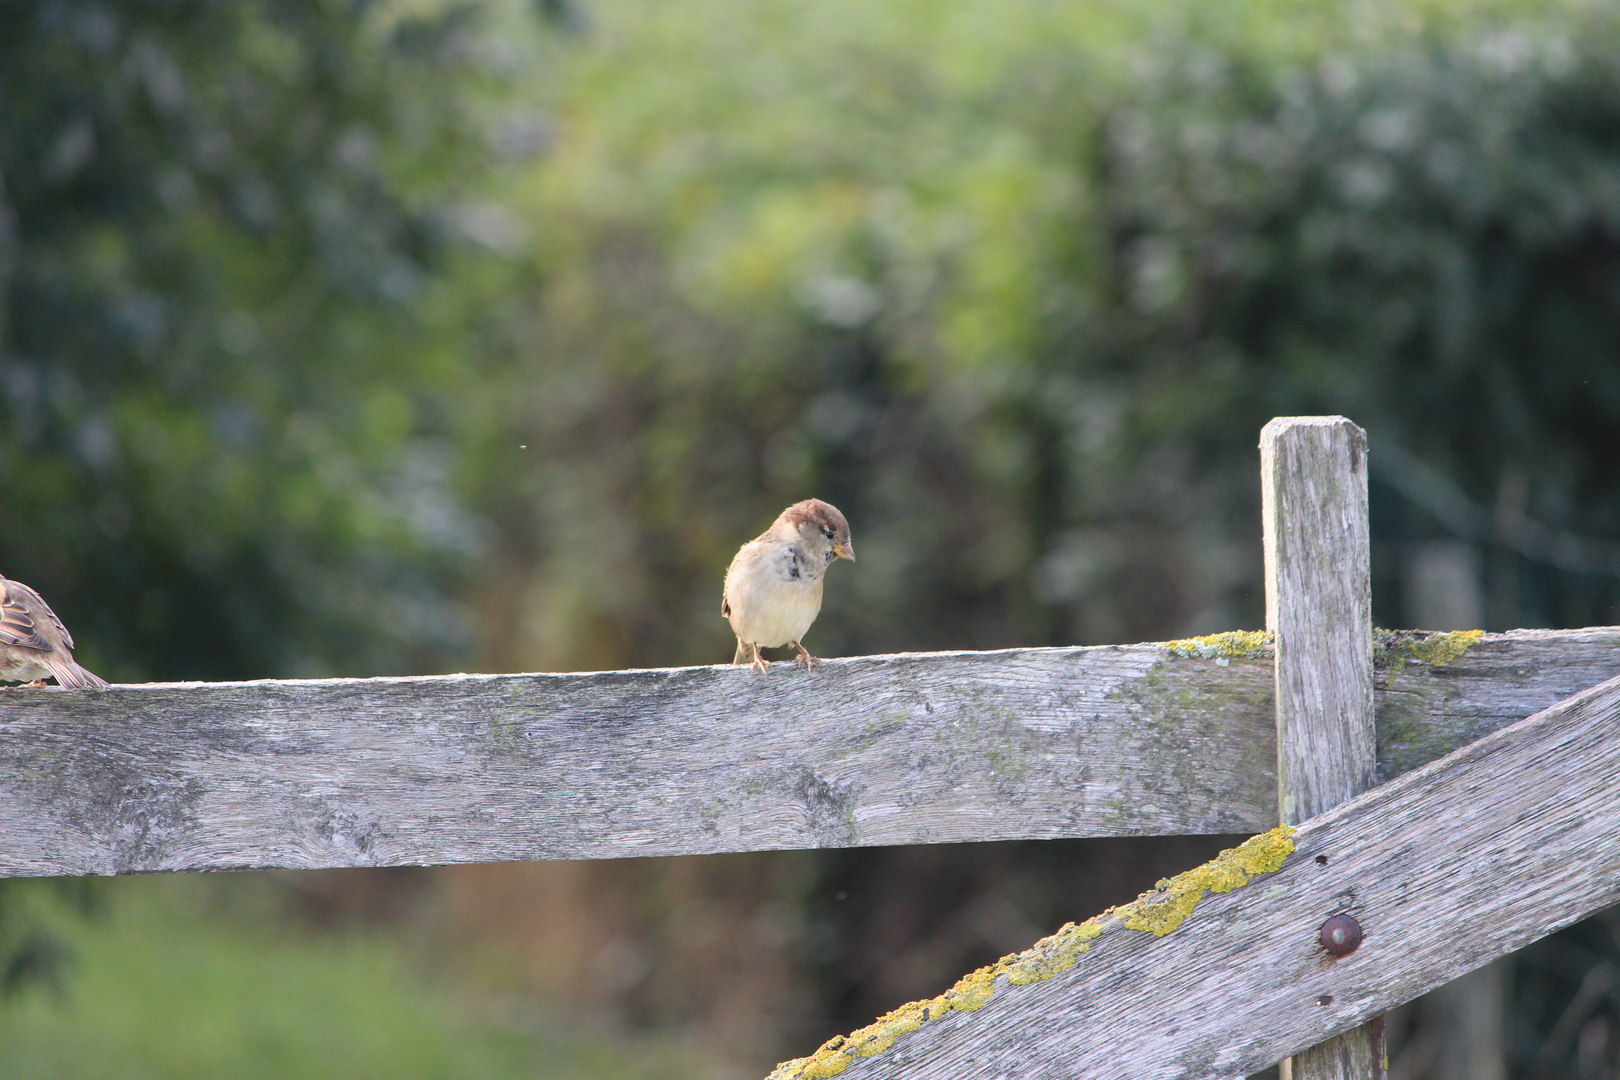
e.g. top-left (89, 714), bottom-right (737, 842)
top-left (767, 671), bottom-right (1620, 1080)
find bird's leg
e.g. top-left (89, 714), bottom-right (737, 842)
top-left (750, 643), bottom-right (771, 674)
top-left (791, 641), bottom-right (819, 670)
top-left (26, 680), bottom-right (46, 688)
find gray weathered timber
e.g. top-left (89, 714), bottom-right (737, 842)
top-left (1263, 416), bottom-right (1375, 823)
top-left (1, 628), bottom-right (1617, 878)
top-left (0, 644), bottom-right (1278, 877)
top-left (1374, 626), bottom-right (1620, 780)
top-left (1264, 418), bottom-right (1383, 1080)
top-left (1285, 1038), bottom-right (1382, 1080)
top-left (786, 672), bottom-right (1620, 1080)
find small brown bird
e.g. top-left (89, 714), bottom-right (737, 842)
top-left (0, 574), bottom-right (108, 689)
top-left (722, 499), bottom-right (854, 673)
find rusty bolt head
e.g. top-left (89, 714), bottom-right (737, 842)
top-left (1319, 914), bottom-right (1363, 957)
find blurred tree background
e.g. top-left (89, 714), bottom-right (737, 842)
top-left (3, 0), bottom-right (1620, 1077)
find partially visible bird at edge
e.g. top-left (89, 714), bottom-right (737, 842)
top-left (0, 574), bottom-right (108, 689)
top-left (722, 499), bottom-right (854, 673)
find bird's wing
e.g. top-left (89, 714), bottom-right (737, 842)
top-left (37, 592), bottom-right (76, 650)
top-left (42, 654), bottom-right (108, 689)
top-left (0, 579), bottom-right (57, 651)
top-left (722, 539), bottom-right (768, 618)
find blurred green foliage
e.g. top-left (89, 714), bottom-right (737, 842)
top-left (0, 874), bottom-right (705, 1080)
top-left (5, 0), bottom-right (1618, 681)
top-left (464, 0), bottom-right (1619, 675)
top-left (0, 0), bottom-right (515, 680)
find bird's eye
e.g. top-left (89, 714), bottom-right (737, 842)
top-left (822, 527), bottom-right (835, 539)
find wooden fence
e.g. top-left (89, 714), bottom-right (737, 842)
top-left (2, 417), bottom-right (1616, 1080)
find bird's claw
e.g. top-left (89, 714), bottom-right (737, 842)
top-left (750, 646), bottom-right (771, 674)
top-left (792, 643), bottom-right (819, 671)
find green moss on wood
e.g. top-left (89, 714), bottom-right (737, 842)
top-left (1160, 627), bottom-right (1485, 669)
top-left (1115, 638), bottom-right (1276, 828)
top-left (1372, 628), bottom-right (1484, 778)
top-left (1374, 628), bottom-right (1484, 669)
top-left (765, 826), bottom-right (1296, 1080)
top-left (1159, 630), bottom-right (1273, 660)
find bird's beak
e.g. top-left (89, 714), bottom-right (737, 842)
top-left (834, 542), bottom-right (856, 562)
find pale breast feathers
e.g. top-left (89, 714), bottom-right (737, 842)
top-left (723, 539), bottom-right (825, 649)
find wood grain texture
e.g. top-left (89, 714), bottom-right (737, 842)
top-left (1262, 416), bottom-right (1375, 823)
top-left (0, 644), bottom-right (1278, 877)
top-left (1374, 626), bottom-right (1620, 780)
top-left (778, 672), bottom-right (1620, 1080)
top-left (1264, 419), bottom-right (1382, 1077)
top-left (1, 629), bottom-right (1615, 878)
top-left (1281, 1027), bottom-right (1385, 1080)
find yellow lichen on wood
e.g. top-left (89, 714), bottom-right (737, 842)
top-left (847, 999), bottom-right (931, 1057)
top-left (1373, 628), bottom-right (1484, 668)
top-left (764, 827), bottom-right (1296, 1080)
top-left (795, 1038), bottom-right (851, 1080)
top-left (1162, 627), bottom-right (1486, 668)
top-left (1118, 826), bottom-right (1295, 937)
top-left (1004, 917), bottom-right (1104, 985)
top-left (1160, 629), bottom-right (1273, 659)
top-left (937, 964), bottom-right (1000, 1012)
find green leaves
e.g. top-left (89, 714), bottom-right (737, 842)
top-left (0, 0), bottom-right (516, 679)
top-left (6, 0), bottom-right (1618, 682)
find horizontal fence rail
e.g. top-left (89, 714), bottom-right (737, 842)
top-left (0, 627), bottom-right (1615, 877)
top-left (767, 671), bottom-right (1620, 1080)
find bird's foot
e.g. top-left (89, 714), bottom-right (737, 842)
top-left (750, 646), bottom-right (771, 674)
top-left (792, 642), bottom-right (820, 671)
top-left (26, 680), bottom-right (46, 688)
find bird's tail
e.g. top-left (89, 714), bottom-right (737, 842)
top-left (45, 657), bottom-right (108, 689)
top-left (732, 638), bottom-right (752, 665)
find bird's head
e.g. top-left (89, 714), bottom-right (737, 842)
top-left (779, 498), bottom-right (855, 565)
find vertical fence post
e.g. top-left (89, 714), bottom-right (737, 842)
top-left (1262, 417), bottom-right (1385, 1080)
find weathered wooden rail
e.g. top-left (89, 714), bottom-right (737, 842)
top-left (2, 416), bottom-right (1616, 1080)
top-left (0, 627), bottom-right (1615, 878)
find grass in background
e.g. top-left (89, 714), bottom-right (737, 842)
top-left (0, 875), bottom-right (703, 1080)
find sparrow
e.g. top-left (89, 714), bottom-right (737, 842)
top-left (722, 498), bottom-right (855, 673)
top-left (0, 574), bottom-right (109, 689)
